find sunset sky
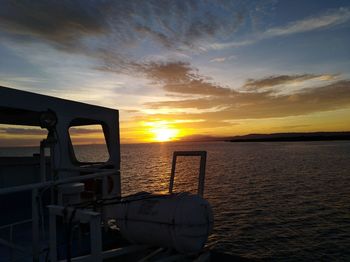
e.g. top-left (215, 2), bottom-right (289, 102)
top-left (1, 0), bottom-right (350, 144)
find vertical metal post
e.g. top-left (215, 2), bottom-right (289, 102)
top-left (169, 154), bottom-right (177, 194)
top-left (9, 225), bottom-right (13, 262)
top-left (50, 145), bottom-right (55, 205)
top-left (49, 210), bottom-right (57, 262)
top-left (40, 140), bottom-right (46, 182)
top-left (102, 175), bottom-right (108, 231)
top-left (90, 215), bottom-right (102, 261)
top-left (32, 188), bottom-right (40, 262)
top-left (198, 152), bottom-right (207, 197)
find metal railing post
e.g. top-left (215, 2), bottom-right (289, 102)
top-left (10, 225), bottom-right (13, 262)
top-left (198, 152), bottom-right (207, 197)
top-left (102, 175), bottom-right (108, 231)
top-left (90, 214), bottom-right (102, 261)
top-left (40, 140), bottom-right (46, 183)
top-left (32, 188), bottom-right (40, 261)
top-left (49, 210), bottom-right (57, 262)
top-left (169, 153), bottom-right (177, 194)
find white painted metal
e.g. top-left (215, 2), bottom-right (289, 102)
top-left (48, 205), bottom-right (102, 262)
top-left (32, 188), bottom-right (40, 261)
top-left (57, 182), bottom-right (85, 205)
top-left (0, 86), bottom-right (121, 194)
top-left (115, 192), bottom-right (214, 253)
top-left (169, 151), bottom-right (207, 196)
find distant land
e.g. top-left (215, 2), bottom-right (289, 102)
top-left (178, 132), bottom-right (350, 142)
top-left (228, 132), bottom-right (350, 142)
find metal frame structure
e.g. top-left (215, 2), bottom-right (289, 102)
top-left (169, 151), bottom-right (207, 196)
top-left (0, 86), bottom-right (121, 261)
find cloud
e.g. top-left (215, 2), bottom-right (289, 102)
top-left (141, 62), bottom-right (350, 124)
top-left (210, 55), bottom-right (236, 63)
top-left (243, 74), bottom-right (338, 89)
top-left (142, 62), bottom-right (235, 96)
top-left (264, 7), bottom-right (350, 37)
top-left (209, 7), bottom-right (350, 50)
top-left (0, 0), bottom-right (247, 71)
top-left (0, 0), bottom-right (108, 50)
top-left (69, 128), bottom-right (104, 135)
top-left (0, 127), bottom-right (47, 135)
top-left (147, 80), bottom-right (350, 121)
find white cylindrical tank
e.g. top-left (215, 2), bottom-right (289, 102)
top-left (115, 192), bottom-right (213, 253)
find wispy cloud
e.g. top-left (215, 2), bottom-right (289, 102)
top-left (209, 7), bottom-right (350, 50)
top-left (142, 62), bottom-right (233, 96)
top-left (264, 7), bottom-right (350, 37)
top-left (146, 80), bottom-right (350, 120)
top-left (210, 55), bottom-right (236, 63)
top-left (243, 74), bottom-right (338, 90)
top-left (0, 0), bottom-right (247, 71)
top-left (141, 62), bottom-right (350, 124)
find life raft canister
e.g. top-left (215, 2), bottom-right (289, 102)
top-left (115, 192), bottom-right (213, 253)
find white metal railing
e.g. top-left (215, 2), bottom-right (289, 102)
top-left (0, 168), bottom-right (118, 195)
top-left (0, 219), bottom-right (33, 260)
top-left (0, 168), bottom-right (119, 261)
top-left (169, 151), bottom-right (207, 196)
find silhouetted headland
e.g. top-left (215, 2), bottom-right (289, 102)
top-left (228, 132), bottom-right (350, 142)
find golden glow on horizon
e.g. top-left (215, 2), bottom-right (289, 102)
top-left (143, 121), bottom-right (180, 142)
top-left (2, 108), bottom-right (350, 146)
top-left (151, 126), bottom-right (179, 142)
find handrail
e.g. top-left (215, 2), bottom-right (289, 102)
top-left (0, 168), bottom-right (120, 261)
top-left (0, 219), bottom-right (32, 230)
top-left (169, 151), bottom-right (207, 196)
top-left (0, 169), bottom-right (119, 195)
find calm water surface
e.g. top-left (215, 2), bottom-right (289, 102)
top-left (119, 141), bottom-right (350, 261)
top-left (2, 141), bottom-right (350, 260)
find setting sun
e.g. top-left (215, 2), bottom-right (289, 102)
top-left (151, 127), bottom-right (179, 142)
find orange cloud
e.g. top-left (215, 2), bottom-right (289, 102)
top-left (141, 62), bottom-right (350, 122)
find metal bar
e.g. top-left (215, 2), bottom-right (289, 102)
top-left (49, 205), bottom-right (100, 262)
top-left (168, 151), bottom-right (207, 196)
top-left (169, 153), bottom-right (177, 194)
top-left (90, 215), bottom-right (102, 261)
top-left (154, 253), bottom-right (187, 262)
top-left (198, 152), bottom-right (207, 197)
top-left (49, 211), bottom-right (57, 262)
top-left (102, 245), bottom-right (151, 260)
top-left (65, 245), bottom-right (151, 262)
top-left (0, 169), bottom-right (119, 195)
top-left (32, 188), bottom-right (40, 262)
top-left (57, 167), bottom-right (118, 173)
top-left (173, 151), bottom-right (207, 157)
top-left (102, 175), bottom-right (108, 231)
top-left (0, 238), bottom-right (31, 255)
top-left (48, 205), bottom-right (103, 262)
top-left (138, 247), bottom-right (164, 262)
top-left (0, 219), bottom-right (32, 230)
top-left (10, 225), bottom-right (13, 262)
top-left (40, 140), bottom-right (46, 182)
top-left (47, 206), bottom-right (100, 221)
top-left (193, 251), bottom-right (211, 262)
top-left (50, 144), bottom-right (55, 204)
